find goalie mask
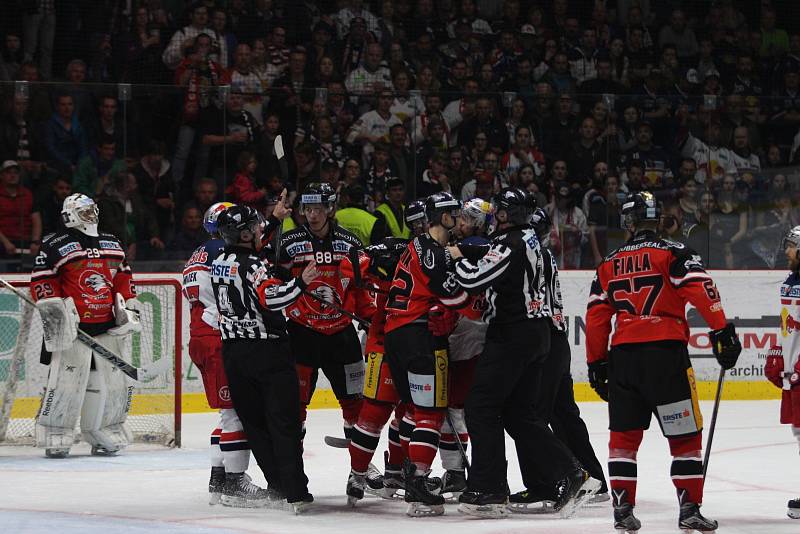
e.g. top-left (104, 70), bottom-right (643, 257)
top-left (61, 194), bottom-right (99, 237)
top-left (203, 201), bottom-right (235, 235)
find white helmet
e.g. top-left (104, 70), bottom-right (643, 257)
top-left (61, 194), bottom-right (99, 236)
top-left (461, 198), bottom-right (493, 229)
top-left (203, 201), bottom-right (235, 235)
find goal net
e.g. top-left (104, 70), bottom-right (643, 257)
top-left (0, 278), bottom-right (182, 447)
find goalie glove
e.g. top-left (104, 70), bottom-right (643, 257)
top-left (108, 293), bottom-right (142, 336)
top-left (36, 297), bottom-right (79, 352)
top-left (588, 360), bottom-right (609, 402)
top-left (709, 322), bottom-right (741, 370)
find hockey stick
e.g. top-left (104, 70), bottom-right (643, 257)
top-left (0, 278), bottom-right (161, 382)
top-left (446, 410), bottom-right (470, 472)
top-left (272, 135), bottom-right (288, 265)
top-left (702, 367), bottom-right (726, 478)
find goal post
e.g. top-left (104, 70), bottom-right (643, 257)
top-left (0, 276), bottom-right (182, 447)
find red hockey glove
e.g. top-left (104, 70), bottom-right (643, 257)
top-left (764, 347), bottom-right (785, 388)
top-left (428, 306), bottom-right (457, 337)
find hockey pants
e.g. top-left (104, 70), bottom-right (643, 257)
top-left (35, 333), bottom-right (132, 452)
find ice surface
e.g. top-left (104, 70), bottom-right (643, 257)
top-left (1, 400), bottom-right (798, 533)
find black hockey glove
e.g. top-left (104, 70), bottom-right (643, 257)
top-left (588, 360), bottom-right (609, 402)
top-left (709, 322), bottom-right (741, 370)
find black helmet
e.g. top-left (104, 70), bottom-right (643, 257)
top-left (529, 207), bottom-right (552, 242)
top-left (364, 237), bottom-right (408, 280)
top-left (300, 182), bottom-right (337, 211)
top-left (217, 205), bottom-right (263, 246)
top-left (621, 191), bottom-right (660, 231)
top-left (492, 187), bottom-right (536, 226)
top-left (405, 199), bottom-right (428, 236)
top-left (424, 191), bottom-right (461, 227)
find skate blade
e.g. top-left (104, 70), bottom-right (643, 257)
top-left (789, 508), bottom-right (800, 519)
top-left (364, 485), bottom-right (384, 497)
top-left (589, 492), bottom-right (610, 504)
top-left (382, 487), bottom-right (404, 499)
top-left (220, 496), bottom-right (270, 508)
top-left (679, 529), bottom-right (716, 534)
top-left (209, 492), bottom-right (222, 506)
top-left (441, 490), bottom-right (464, 503)
top-left (560, 477), bottom-right (602, 519)
top-left (507, 501), bottom-right (556, 514)
top-left (458, 502), bottom-right (508, 518)
top-left (347, 495), bottom-right (361, 507)
top-left (406, 502), bottom-right (444, 517)
top-left (292, 501), bottom-right (312, 515)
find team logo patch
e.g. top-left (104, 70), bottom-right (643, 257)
top-left (424, 249), bottom-right (435, 269)
top-left (79, 270), bottom-right (111, 299)
top-left (58, 242), bottom-right (81, 255)
top-left (218, 386), bottom-right (231, 402)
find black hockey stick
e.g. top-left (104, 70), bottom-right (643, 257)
top-left (272, 135), bottom-right (288, 265)
top-left (702, 367), bottom-right (726, 478)
top-left (446, 410), bottom-right (470, 472)
top-left (0, 278), bottom-right (160, 382)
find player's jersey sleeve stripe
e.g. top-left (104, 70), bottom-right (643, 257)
top-left (670, 272), bottom-right (712, 286)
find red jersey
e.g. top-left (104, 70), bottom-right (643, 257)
top-left (31, 230), bottom-right (135, 328)
top-left (339, 248), bottom-right (391, 353)
top-left (585, 232), bottom-right (727, 363)
top-left (385, 234), bottom-right (469, 333)
top-left (279, 222), bottom-right (370, 334)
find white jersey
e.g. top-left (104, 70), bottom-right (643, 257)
top-left (448, 317), bottom-right (487, 361)
top-left (777, 271), bottom-right (800, 389)
top-left (182, 239), bottom-right (225, 336)
top-left (680, 133), bottom-right (736, 184)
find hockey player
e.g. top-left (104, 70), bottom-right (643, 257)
top-left (448, 187), bottom-right (597, 518)
top-left (211, 205), bottom-right (317, 513)
top-left (405, 199), bottom-right (428, 237)
top-left (585, 191), bottom-right (741, 532)
top-left (183, 201), bottom-right (269, 507)
top-left (278, 183), bottom-right (372, 442)
top-left (30, 193), bottom-right (141, 458)
top-left (342, 238), bottom-right (412, 505)
top-left (384, 191), bottom-right (472, 516)
top-left (764, 225), bottom-right (800, 520)
top-left (436, 198), bottom-right (493, 499)
top-left (508, 207), bottom-right (608, 513)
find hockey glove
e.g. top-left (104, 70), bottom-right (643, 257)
top-left (428, 305), bottom-right (457, 337)
top-left (588, 360), bottom-right (609, 402)
top-left (709, 322), bottom-right (741, 370)
top-left (764, 347), bottom-right (785, 388)
top-left (108, 294), bottom-right (142, 336)
top-left (790, 359), bottom-right (800, 389)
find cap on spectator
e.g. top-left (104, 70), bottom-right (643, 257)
top-left (1, 160), bottom-right (19, 171)
top-left (314, 21), bottom-right (334, 35)
top-left (386, 177), bottom-right (404, 189)
top-left (520, 24), bottom-right (536, 35)
top-left (321, 158), bottom-right (340, 171)
top-left (705, 69), bottom-right (721, 80)
top-left (350, 16), bottom-right (366, 28)
top-left (555, 181), bottom-right (571, 197)
top-left (685, 68), bottom-right (700, 84)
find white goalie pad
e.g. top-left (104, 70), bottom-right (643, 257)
top-left (36, 297), bottom-right (79, 352)
top-left (108, 294), bottom-right (142, 336)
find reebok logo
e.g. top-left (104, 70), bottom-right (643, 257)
top-left (41, 389), bottom-right (56, 417)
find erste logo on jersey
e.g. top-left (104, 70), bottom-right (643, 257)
top-left (211, 261), bottom-right (239, 278)
top-left (58, 242), bottom-right (82, 256)
top-left (79, 271), bottom-right (111, 299)
top-left (99, 240), bottom-right (122, 250)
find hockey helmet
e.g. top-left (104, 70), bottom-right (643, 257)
top-left (203, 201), bottom-right (235, 235)
top-left (492, 187), bottom-right (536, 226)
top-left (621, 191), bottom-right (660, 231)
top-left (781, 225), bottom-right (800, 263)
top-left (405, 199), bottom-right (428, 236)
top-left (216, 205), bottom-right (264, 247)
top-left (461, 198), bottom-right (493, 230)
top-left (364, 237), bottom-right (408, 281)
top-left (61, 193), bottom-right (99, 237)
top-left (529, 207), bottom-right (552, 242)
top-left (300, 182), bottom-right (337, 213)
top-left (425, 191), bottom-right (461, 228)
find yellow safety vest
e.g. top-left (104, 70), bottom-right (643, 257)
top-left (282, 217), bottom-right (296, 232)
top-left (375, 203), bottom-right (410, 238)
top-left (335, 207), bottom-right (377, 246)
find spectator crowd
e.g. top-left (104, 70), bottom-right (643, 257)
top-left (1, 0), bottom-right (800, 270)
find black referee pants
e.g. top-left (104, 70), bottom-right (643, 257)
top-left (222, 338), bottom-right (309, 502)
top-left (465, 319), bottom-right (577, 494)
top-left (516, 331), bottom-right (606, 490)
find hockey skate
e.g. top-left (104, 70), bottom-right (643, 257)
top-left (289, 493), bottom-right (314, 515)
top-left (220, 472), bottom-right (270, 508)
top-left (208, 466), bottom-right (225, 505)
top-left (507, 486), bottom-right (558, 514)
top-left (440, 469), bottom-right (467, 501)
top-left (45, 448), bottom-right (69, 459)
top-left (789, 498), bottom-right (800, 519)
top-left (678, 502), bottom-right (718, 532)
top-left (613, 502), bottom-right (641, 532)
top-left (346, 470), bottom-right (366, 506)
top-left (403, 461), bottom-right (445, 517)
top-left (364, 463), bottom-right (385, 497)
top-left (90, 445), bottom-right (119, 456)
top-left (382, 463), bottom-right (405, 499)
top-left (458, 491), bottom-right (508, 518)
top-left (553, 468), bottom-right (602, 518)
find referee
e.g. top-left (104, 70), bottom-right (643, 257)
top-left (211, 205), bottom-right (319, 513)
top-left (447, 188), bottom-right (599, 518)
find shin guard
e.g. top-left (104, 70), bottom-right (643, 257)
top-left (609, 430), bottom-right (643, 506)
top-left (220, 408), bottom-right (249, 474)
top-left (409, 408), bottom-right (445, 474)
top-left (669, 433), bottom-right (704, 505)
top-left (349, 400), bottom-right (393, 474)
